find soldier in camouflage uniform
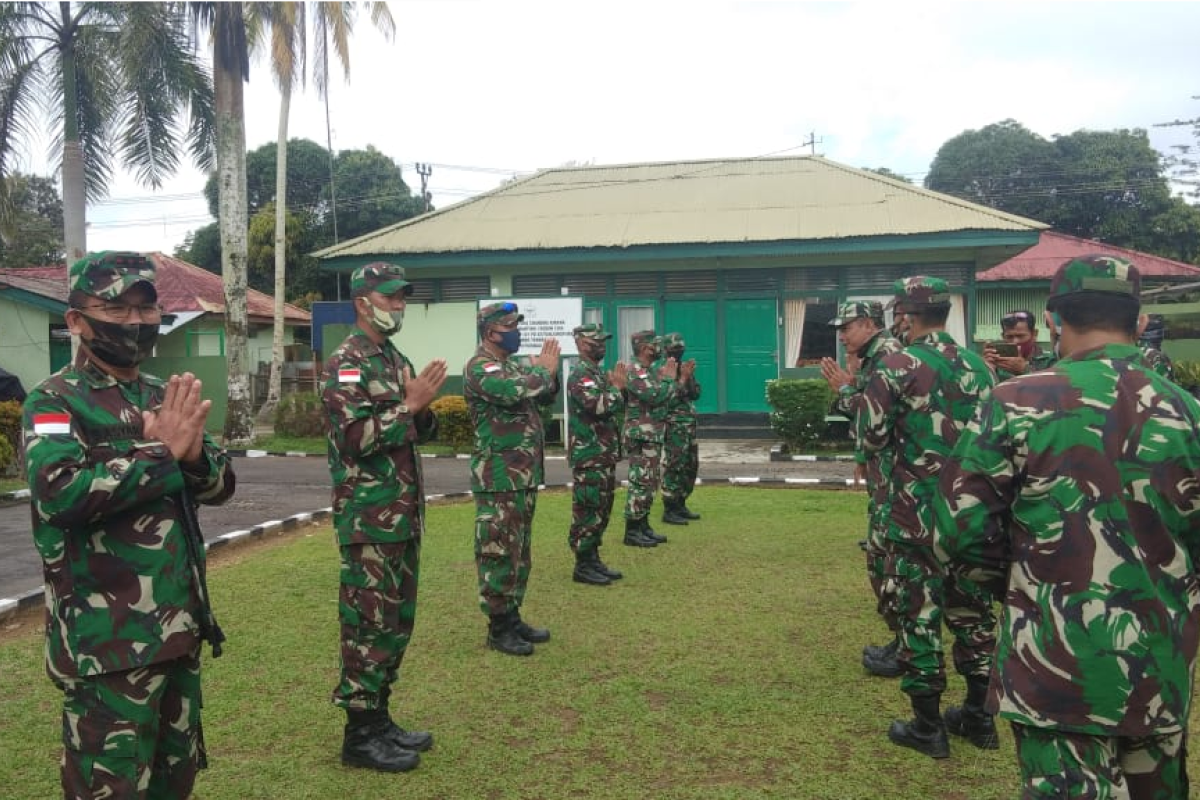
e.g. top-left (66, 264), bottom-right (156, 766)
top-left (1137, 313), bottom-right (1175, 381)
top-left (322, 262), bottom-right (447, 772)
top-left (659, 333), bottom-right (702, 526)
top-left (982, 310), bottom-right (1056, 382)
top-left (936, 255), bottom-right (1200, 798)
top-left (23, 251), bottom-right (235, 799)
top-left (465, 302), bottom-right (561, 656)
top-left (566, 323), bottom-right (628, 586)
top-left (819, 301), bottom-right (905, 677)
top-left (858, 276), bottom-right (998, 759)
top-left (621, 331), bottom-right (678, 547)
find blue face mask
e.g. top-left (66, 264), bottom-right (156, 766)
top-left (496, 329), bottom-right (522, 354)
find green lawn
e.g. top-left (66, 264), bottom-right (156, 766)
top-left (3, 488), bottom-right (1194, 799)
top-left (0, 477), bottom-right (25, 493)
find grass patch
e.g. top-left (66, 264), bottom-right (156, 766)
top-left (0, 477), bottom-right (25, 493)
top-left (5, 487), bottom-right (1192, 798)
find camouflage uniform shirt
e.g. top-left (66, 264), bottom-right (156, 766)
top-left (323, 328), bottom-right (437, 545)
top-left (23, 353), bottom-right (235, 680)
top-left (858, 330), bottom-right (994, 544)
top-left (622, 361), bottom-right (675, 444)
top-left (464, 346), bottom-right (558, 492)
top-left (567, 358), bottom-right (623, 470)
top-left (936, 344), bottom-right (1200, 736)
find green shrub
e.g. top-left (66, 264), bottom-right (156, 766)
top-left (0, 400), bottom-right (20, 476)
top-left (765, 379), bottom-right (832, 452)
top-left (431, 395), bottom-right (472, 450)
top-left (1173, 360), bottom-right (1200, 390)
top-left (274, 393), bottom-right (326, 438)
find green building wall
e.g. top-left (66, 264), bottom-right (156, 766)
top-left (0, 296), bottom-right (53, 392)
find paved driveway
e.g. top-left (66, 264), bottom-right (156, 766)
top-left (1, 444), bottom-right (854, 603)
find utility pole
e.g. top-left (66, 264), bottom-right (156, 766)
top-left (802, 131), bottom-right (823, 155)
top-left (415, 162), bottom-right (433, 213)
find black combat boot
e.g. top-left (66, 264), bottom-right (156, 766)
top-left (678, 501), bottom-right (701, 520)
top-left (378, 686), bottom-right (434, 752)
top-left (592, 550), bottom-right (623, 580)
top-left (863, 635), bottom-right (899, 661)
top-left (513, 609), bottom-right (551, 643)
top-left (573, 550), bottom-right (611, 586)
top-left (342, 709), bottom-right (421, 772)
top-left (862, 637), bottom-right (903, 678)
top-left (571, 554), bottom-right (609, 585)
top-left (944, 675), bottom-right (999, 750)
top-left (888, 695), bottom-right (950, 759)
top-left (640, 517), bottom-right (668, 544)
top-left (487, 611), bottom-right (533, 656)
top-left (624, 518), bottom-right (657, 547)
top-left (661, 498), bottom-right (690, 526)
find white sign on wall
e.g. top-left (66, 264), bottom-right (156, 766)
top-left (480, 296), bottom-right (584, 356)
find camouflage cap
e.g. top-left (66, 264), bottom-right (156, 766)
top-left (478, 301), bottom-right (523, 328)
top-left (573, 322), bottom-right (612, 341)
top-left (886, 276), bottom-right (951, 311)
top-left (661, 332), bottom-right (685, 350)
top-left (69, 251), bottom-right (156, 301)
top-left (351, 261), bottom-right (411, 297)
top-left (631, 330), bottom-right (659, 350)
top-left (829, 301), bottom-right (885, 327)
top-left (1046, 255), bottom-right (1140, 311)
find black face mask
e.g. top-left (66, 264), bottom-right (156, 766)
top-left (669, 349), bottom-right (685, 362)
top-left (82, 315), bottom-right (159, 368)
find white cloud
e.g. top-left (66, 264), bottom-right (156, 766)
top-left (12, 0), bottom-right (1198, 255)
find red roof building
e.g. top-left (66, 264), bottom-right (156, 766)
top-left (977, 231), bottom-right (1200, 283)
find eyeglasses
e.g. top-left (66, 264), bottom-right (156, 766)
top-left (78, 303), bottom-right (163, 321)
top-left (1001, 311), bottom-right (1034, 328)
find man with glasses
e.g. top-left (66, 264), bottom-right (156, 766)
top-left (465, 302), bottom-right (560, 656)
top-left (23, 251), bottom-right (235, 799)
top-left (322, 262), bottom-right (447, 772)
top-left (820, 301), bottom-right (904, 678)
top-left (982, 310), bottom-right (1054, 382)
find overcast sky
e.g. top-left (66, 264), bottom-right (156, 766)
top-left (12, 0), bottom-right (1200, 256)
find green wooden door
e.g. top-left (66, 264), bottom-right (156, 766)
top-left (724, 298), bottom-right (777, 412)
top-left (663, 300), bottom-right (717, 414)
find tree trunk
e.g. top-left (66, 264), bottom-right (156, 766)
top-left (213, 13), bottom-right (253, 446)
top-left (59, 2), bottom-right (86, 265)
top-left (258, 82), bottom-right (290, 424)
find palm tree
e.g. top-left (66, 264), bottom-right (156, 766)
top-left (188, 1), bottom-right (254, 445)
top-left (0, 2), bottom-right (213, 263)
top-left (253, 2), bottom-right (393, 421)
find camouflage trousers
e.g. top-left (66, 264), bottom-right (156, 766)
top-left (474, 489), bottom-right (537, 616)
top-left (623, 437), bottom-right (662, 521)
top-left (864, 484), bottom-right (894, 632)
top-left (660, 420), bottom-right (698, 501)
top-left (1012, 724), bottom-right (1188, 800)
top-left (333, 540), bottom-right (420, 711)
top-left (58, 651), bottom-right (203, 800)
top-left (570, 466), bottom-right (617, 555)
top-left (879, 540), bottom-right (996, 696)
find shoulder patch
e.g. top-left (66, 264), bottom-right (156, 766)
top-left (482, 362), bottom-right (502, 373)
top-left (32, 412), bottom-right (71, 435)
top-left (337, 367), bottom-right (362, 383)
top-left (580, 377), bottom-right (596, 387)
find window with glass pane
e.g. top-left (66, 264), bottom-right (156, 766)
top-left (797, 302), bottom-right (835, 365)
top-left (618, 306), bottom-right (654, 363)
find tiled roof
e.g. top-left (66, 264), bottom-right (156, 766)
top-left (977, 232), bottom-right (1200, 281)
top-left (314, 155), bottom-right (1046, 258)
top-left (0, 256), bottom-right (310, 323)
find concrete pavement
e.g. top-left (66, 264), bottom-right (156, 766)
top-left (1, 440), bottom-right (857, 618)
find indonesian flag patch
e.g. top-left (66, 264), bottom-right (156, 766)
top-left (33, 413), bottom-right (71, 435)
top-left (338, 368), bottom-right (361, 383)
top-left (580, 378), bottom-right (596, 387)
top-left (483, 362), bottom-right (501, 373)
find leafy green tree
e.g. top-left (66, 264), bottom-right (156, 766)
top-left (0, 2), bottom-right (213, 262)
top-left (174, 222), bottom-right (222, 274)
top-left (925, 119), bottom-right (1056, 222)
top-left (862, 167), bottom-right (913, 184)
top-left (0, 173), bottom-right (63, 267)
top-left (328, 145), bottom-right (425, 241)
top-left (1157, 95), bottom-right (1200, 202)
top-left (202, 137), bottom-right (332, 217)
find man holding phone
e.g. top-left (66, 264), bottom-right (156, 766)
top-left (982, 310), bottom-right (1054, 381)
